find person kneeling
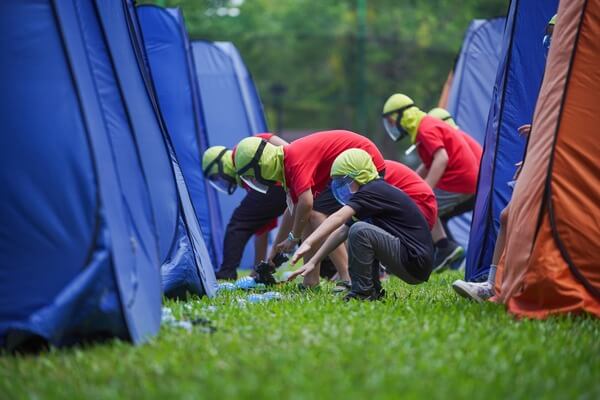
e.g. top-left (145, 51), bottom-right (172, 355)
top-left (288, 149), bottom-right (434, 300)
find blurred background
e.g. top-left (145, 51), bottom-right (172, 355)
top-left (141, 0), bottom-right (507, 159)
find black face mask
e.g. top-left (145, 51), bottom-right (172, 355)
top-left (236, 140), bottom-right (278, 189)
top-left (203, 148), bottom-right (237, 195)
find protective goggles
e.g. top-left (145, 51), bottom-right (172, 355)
top-left (381, 103), bottom-right (415, 141)
top-left (208, 175), bottom-right (236, 195)
top-left (331, 175), bottom-right (355, 205)
top-left (236, 140), bottom-right (276, 194)
top-left (203, 148), bottom-right (237, 194)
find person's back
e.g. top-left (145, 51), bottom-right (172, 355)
top-left (283, 130), bottom-right (386, 201)
top-left (383, 160), bottom-right (437, 229)
top-left (416, 116), bottom-right (481, 194)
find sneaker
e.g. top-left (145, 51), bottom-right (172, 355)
top-left (452, 280), bottom-right (494, 302)
top-left (343, 288), bottom-right (386, 302)
top-left (332, 280), bottom-right (352, 294)
top-left (433, 242), bottom-right (465, 273)
top-left (215, 270), bottom-right (237, 280)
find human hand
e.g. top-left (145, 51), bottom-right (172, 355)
top-left (518, 124), bottom-right (531, 136)
top-left (286, 261), bottom-right (316, 281)
top-left (291, 242), bottom-right (311, 265)
top-left (275, 237), bottom-right (297, 255)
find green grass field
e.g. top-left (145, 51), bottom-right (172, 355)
top-left (1, 271), bottom-right (599, 400)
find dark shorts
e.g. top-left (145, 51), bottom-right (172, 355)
top-left (313, 186), bottom-right (343, 216)
top-left (434, 188), bottom-right (475, 220)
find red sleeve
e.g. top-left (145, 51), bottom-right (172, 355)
top-left (285, 164), bottom-right (313, 204)
top-left (418, 127), bottom-right (445, 158)
top-left (254, 133), bottom-right (274, 141)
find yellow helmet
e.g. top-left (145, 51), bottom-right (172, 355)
top-left (428, 107), bottom-right (458, 129)
top-left (381, 93), bottom-right (416, 141)
top-left (202, 146), bottom-right (237, 195)
top-left (234, 137), bottom-right (281, 194)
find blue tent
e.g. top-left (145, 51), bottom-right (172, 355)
top-left (0, 0), bottom-right (216, 349)
top-left (137, 6), bottom-right (224, 271)
top-left (444, 18), bottom-right (505, 250)
top-left (466, 0), bottom-right (558, 281)
top-left (191, 40), bottom-right (270, 269)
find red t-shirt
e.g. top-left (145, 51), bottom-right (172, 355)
top-left (283, 130), bottom-right (386, 203)
top-left (383, 160), bottom-right (437, 229)
top-left (416, 116), bottom-right (481, 194)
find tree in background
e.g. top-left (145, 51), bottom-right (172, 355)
top-left (142, 0), bottom-right (506, 159)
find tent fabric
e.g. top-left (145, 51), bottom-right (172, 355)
top-left (192, 40), bottom-right (270, 269)
top-left (497, 0), bottom-right (600, 318)
top-left (466, 0), bottom-right (558, 281)
top-left (444, 18), bottom-right (505, 250)
top-left (137, 6), bottom-right (224, 271)
top-left (0, 0), bottom-right (164, 348)
top-left (126, 4), bottom-right (218, 299)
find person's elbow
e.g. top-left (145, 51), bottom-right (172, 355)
top-left (433, 149), bottom-right (449, 168)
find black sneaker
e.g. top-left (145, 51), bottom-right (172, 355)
top-left (433, 242), bottom-right (465, 273)
top-left (343, 288), bottom-right (386, 302)
top-left (215, 270), bottom-right (237, 280)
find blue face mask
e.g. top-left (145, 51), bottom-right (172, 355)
top-left (331, 176), bottom-right (355, 205)
top-left (543, 34), bottom-right (552, 58)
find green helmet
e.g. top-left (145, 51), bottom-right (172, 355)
top-left (330, 148), bottom-right (378, 184)
top-left (234, 137), bottom-right (283, 194)
top-left (202, 146), bottom-right (237, 194)
top-left (330, 149), bottom-right (378, 205)
top-left (381, 94), bottom-right (417, 141)
top-left (428, 107), bottom-right (458, 129)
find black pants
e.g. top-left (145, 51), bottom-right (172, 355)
top-left (217, 186), bottom-right (287, 278)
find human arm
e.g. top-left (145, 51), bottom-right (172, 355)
top-left (424, 148), bottom-right (448, 189)
top-left (290, 205), bottom-right (356, 265)
top-left (415, 163), bottom-right (428, 178)
top-left (267, 209), bottom-right (293, 262)
top-left (287, 224), bottom-right (349, 280)
top-left (274, 189), bottom-right (313, 254)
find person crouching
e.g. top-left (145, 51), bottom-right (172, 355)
top-left (288, 149), bottom-right (434, 300)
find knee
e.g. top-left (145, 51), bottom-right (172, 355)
top-left (309, 211), bottom-right (326, 228)
top-left (348, 221), bottom-right (370, 243)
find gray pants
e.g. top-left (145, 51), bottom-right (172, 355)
top-left (434, 188), bottom-right (474, 219)
top-left (347, 221), bottom-right (423, 295)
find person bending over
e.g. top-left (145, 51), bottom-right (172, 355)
top-left (288, 149), bottom-right (434, 300)
top-left (381, 94), bottom-right (482, 272)
top-left (202, 133), bottom-right (288, 280)
top-left (233, 130), bottom-right (386, 290)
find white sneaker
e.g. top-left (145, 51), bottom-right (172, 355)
top-left (452, 280), bottom-right (494, 303)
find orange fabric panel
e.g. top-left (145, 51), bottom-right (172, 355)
top-left (549, 0), bottom-right (600, 300)
top-left (499, 0), bottom-right (600, 318)
top-left (507, 214), bottom-right (600, 318)
top-left (437, 70), bottom-right (453, 108)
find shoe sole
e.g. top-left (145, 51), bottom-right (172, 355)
top-left (452, 281), bottom-right (485, 303)
top-left (433, 247), bottom-right (465, 273)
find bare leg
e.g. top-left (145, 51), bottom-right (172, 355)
top-left (492, 207), bottom-right (509, 266)
top-left (254, 232), bottom-right (268, 264)
top-left (305, 211), bottom-right (351, 282)
top-left (431, 218), bottom-right (447, 243)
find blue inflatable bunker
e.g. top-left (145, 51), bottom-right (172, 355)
top-left (0, 0), bottom-right (216, 350)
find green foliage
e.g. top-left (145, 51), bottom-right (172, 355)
top-left (1, 272), bottom-right (599, 399)
top-left (138, 0), bottom-right (507, 158)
